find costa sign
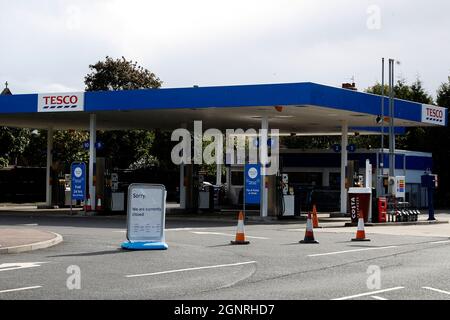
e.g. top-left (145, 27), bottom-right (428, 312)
top-left (38, 92), bottom-right (84, 112)
top-left (422, 104), bottom-right (447, 126)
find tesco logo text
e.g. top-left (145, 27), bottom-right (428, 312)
top-left (38, 92), bottom-right (84, 112)
top-left (426, 107), bottom-right (443, 120)
top-left (43, 95), bottom-right (79, 106)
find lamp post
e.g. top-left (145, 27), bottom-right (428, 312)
top-left (387, 59), bottom-right (401, 195)
top-left (379, 58), bottom-right (385, 196)
top-left (389, 59), bottom-right (395, 182)
top-left (388, 59), bottom-right (395, 185)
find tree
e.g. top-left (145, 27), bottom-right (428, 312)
top-left (0, 85), bottom-right (33, 168)
top-left (85, 56), bottom-right (162, 91)
top-left (431, 77), bottom-right (450, 207)
top-left (21, 130), bottom-right (47, 167)
top-left (365, 78), bottom-right (433, 150)
top-left (53, 130), bottom-right (89, 168)
top-left (367, 76), bottom-right (450, 208)
top-left (281, 136), bottom-right (340, 150)
top-left (85, 56), bottom-right (165, 169)
top-left (397, 79), bottom-right (433, 150)
top-left (0, 127), bottom-right (31, 167)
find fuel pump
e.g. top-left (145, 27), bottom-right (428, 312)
top-left (275, 173), bottom-right (295, 217)
top-left (282, 174), bottom-right (295, 216)
top-left (110, 172), bottom-right (125, 211)
top-left (64, 174), bottom-right (72, 206)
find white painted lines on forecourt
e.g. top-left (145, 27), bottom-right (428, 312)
top-left (332, 287), bottom-right (405, 300)
top-left (0, 262), bottom-right (48, 272)
top-left (0, 286), bottom-right (42, 294)
top-left (371, 296), bottom-right (389, 300)
top-left (422, 287), bottom-right (450, 296)
top-left (430, 240), bottom-right (450, 245)
top-left (191, 231), bottom-right (269, 240)
top-left (308, 246), bottom-right (398, 257)
top-left (125, 261), bottom-right (257, 278)
top-left (113, 227), bottom-right (211, 233)
top-left (113, 229), bottom-right (270, 239)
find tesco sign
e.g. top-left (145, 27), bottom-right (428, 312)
top-left (422, 104), bottom-right (447, 126)
top-left (38, 92), bottom-right (84, 112)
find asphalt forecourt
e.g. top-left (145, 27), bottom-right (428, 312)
top-left (1, 214), bottom-right (450, 301)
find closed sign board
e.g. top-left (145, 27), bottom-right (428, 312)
top-left (38, 92), bottom-right (84, 112)
top-left (422, 104), bottom-right (447, 126)
top-left (126, 184), bottom-right (166, 242)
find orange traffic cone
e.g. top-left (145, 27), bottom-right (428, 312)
top-left (96, 196), bottom-right (103, 211)
top-left (84, 194), bottom-right (92, 211)
top-left (352, 216), bottom-right (371, 242)
top-left (300, 212), bottom-right (319, 244)
top-left (312, 205), bottom-right (320, 228)
top-left (231, 211), bottom-right (250, 245)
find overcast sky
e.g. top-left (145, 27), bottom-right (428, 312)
top-left (1, 0), bottom-right (449, 100)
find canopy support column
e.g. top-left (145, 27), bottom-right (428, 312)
top-left (179, 123), bottom-right (187, 209)
top-left (180, 164), bottom-right (186, 209)
top-left (340, 121), bottom-right (348, 214)
top-left (216, 164), bottom-right (222, 186)
top-left (260, 116), bottom-right (269, 217)
top-left (89, 114), bottom-right (96, 211)
top-left (45, 127), bottom-right (53, 207)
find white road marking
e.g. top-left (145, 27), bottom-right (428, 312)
top-left (0, 262), bottom-right (48, 272)
top-left (20, 223), bottom-right (39, 226)
top-left (125, 261), bottom-right (257, 278)
top-left (422, 287), bottom-right (450, 295)
top-left (308, 246), bottom-right (398, 257)
top-left (167, 227), bottom-right (209, 231)
top-left (0, 286), bottom-right (42, 294)
top-left (113, 227), bottom-right (210, 233)
top-left (332, 287), bottom-right (405, 300)
top-left (371, 295), bottom-right (388, 300)
top-left (430, 240), bottom-right (450, 245)
top-left (191, 231), bottom-right (269, 240)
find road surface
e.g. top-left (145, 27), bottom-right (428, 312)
top-left (1, 214), bottom-right (450, 300)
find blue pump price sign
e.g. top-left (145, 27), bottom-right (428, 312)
top-left (245, 164), bottom-right (261, 205)
top-left (71, 162), bottom-right (86, 201)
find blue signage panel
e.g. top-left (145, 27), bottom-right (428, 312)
top-left (253, 138), bottom-right (276, 148)
top-left (347, 144), bottom-right (357, 153)
top-left (71, 162), bottom-right (86, 200)
top-left (95, 141), bottom-right (104, 150)
top-left (245, 164), bottom-right (261, 205)
top-left (332, 144), bottom-right (342, 153)
top-left (82, 141), bottom-right (90, 150)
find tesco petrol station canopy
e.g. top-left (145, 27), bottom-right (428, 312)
top-left (0, 82), bottom-right (447, 132)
